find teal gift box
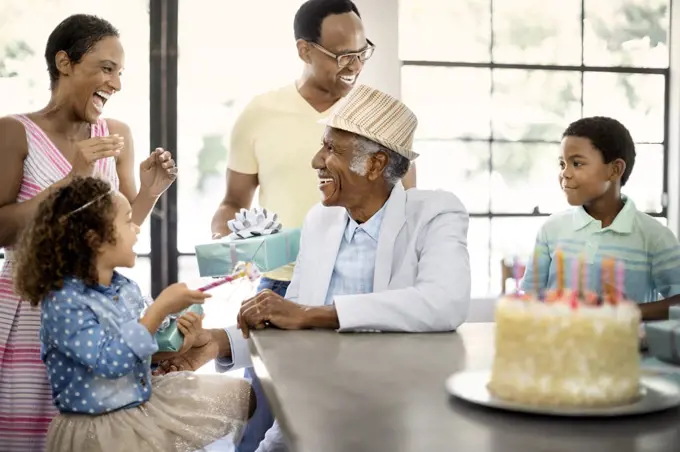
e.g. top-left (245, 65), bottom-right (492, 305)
top-left (642, 356), bottom-right (680, 385)
top-left (670, 306), bottom-right (680, 320)
top-left (194, 228), bottom-right (301, 277)
top-left (155, 304), bottom-right (204, 353)
top-left (645, 320), bottom-right (680, 365)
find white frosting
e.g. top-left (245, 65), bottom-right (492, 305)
top-left (498, 296), bottom-right (640, 322)
top-left (489, 295), bottom-right (641, 407)
top-left (500, 372), bottom-right (636, 399)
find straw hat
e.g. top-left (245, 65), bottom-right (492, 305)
top-left (321, 84), bottom-right (419, 160)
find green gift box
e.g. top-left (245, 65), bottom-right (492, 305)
top-left (194, 228), bottom-right (301, 277)
top-left (155, 304), bottom-right (204, 353)
top-left (670, 306), bottom-right (680, 320)
top-left (642, 356), bottom-right (680, 385)
top-left (645, 320), bottom-right (680, 365)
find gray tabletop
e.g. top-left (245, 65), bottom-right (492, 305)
top-left (250, 323), bottom-right (680, 452)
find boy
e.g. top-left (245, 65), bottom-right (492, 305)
top-left (521, 116), bottom-right (680, 320)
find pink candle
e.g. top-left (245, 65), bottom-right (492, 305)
top-left (533, 248), bottom-right (540, 298)
top-left (570, 258), bottom-right (579, 308)
top-left (513, 257), bottom-right (521, 295)
top-left (615, 260), bottom-right (624, 303)
top-left (556, 249), bottom-right (564, 294)
top-left (580, 254), bottom-right (587, 295)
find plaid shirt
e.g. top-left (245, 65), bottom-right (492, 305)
top-left (324, 204), bottom-right (387, 306)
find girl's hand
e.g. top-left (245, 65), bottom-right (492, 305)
top-left (150, 312), bottom-right (210, 368)
top-left (177, 312), bottom-right (206, 354)
top-left (155, 282), bottom-right (210, 316)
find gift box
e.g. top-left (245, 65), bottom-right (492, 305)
top-left (155, 304), bottom-right (204, 353)
top-left (195, 207), bottom-right (301, 277)
top-left (670, 306), bottom-right (680, 320)
top-left (645, 320), bottom-right (680, 365)
top-left (195, 228), bottom-right (301, 277)
top-left (642, 356), bottom-right (680, 385)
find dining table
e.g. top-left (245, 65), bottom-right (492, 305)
top-left (249, 322), bottom-right (680, 452)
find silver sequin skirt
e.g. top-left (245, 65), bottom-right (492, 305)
top-left (45, 372), bottom-right (253, 452)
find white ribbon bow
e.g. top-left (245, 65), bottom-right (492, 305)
top-left (227, 207), bottom-right (282, 240)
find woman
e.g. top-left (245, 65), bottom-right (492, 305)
top-left (0, 14), bottom-right (177, 450)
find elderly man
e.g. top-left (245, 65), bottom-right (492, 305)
top-left (162, 85), bottom-right (471, 451)
top-left (210, 4), bottom-right (415, 447)
top-left (236, 85), bottom-right (471, 336)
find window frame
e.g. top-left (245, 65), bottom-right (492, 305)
top-left (400, 0), bottom-right (671, 295)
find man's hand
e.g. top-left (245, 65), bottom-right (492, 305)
top-left (237, 289), bottom-right (307, 338)
top-left (153, 329), bottom-right (228, 375)
top-left (154, 340), bottom-right (218, 375)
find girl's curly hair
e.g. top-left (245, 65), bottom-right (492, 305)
top-left (14, 176), bottom-right (118, 306)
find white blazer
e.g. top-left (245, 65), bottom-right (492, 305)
top-left (250, 183), bottom-right (472, 452)
top-left (219, 183), bottom-right (471, 371)
top-left (287, 182), bottom-right (471, 332)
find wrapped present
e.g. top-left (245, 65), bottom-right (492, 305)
top-left (195, 208), bottom-right (301, 277)
top-left (670, 306), bottom-right (680, 320)
top-left (645, 320), bottom-right (680, 365)
top-left (155, 304), bottom-right (204, 353)
top-left (642, 356), bottom-right (680, 384)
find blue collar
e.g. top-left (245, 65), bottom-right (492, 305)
top-left (344, 202), bottom-right (387, 243)
top-left (571, 196), bottom-right (636, 234)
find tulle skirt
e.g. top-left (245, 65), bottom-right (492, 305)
top-left (46, 371), bottom-right (254, 452)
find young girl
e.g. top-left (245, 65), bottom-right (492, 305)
top-left (13, 176), bottom-right (255, 452)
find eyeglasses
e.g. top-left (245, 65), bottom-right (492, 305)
top-left (309, 39), bottom-right (376, 68)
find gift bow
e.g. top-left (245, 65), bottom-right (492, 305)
top-left (227, 207), bottom-right (282, 240)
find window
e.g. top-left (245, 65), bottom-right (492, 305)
top-left (0, 1), bottom-right (151, 290)
top-left (176, 1), bottom-right (304, 278)
top-left (399, 0), bottom-right (670, 297)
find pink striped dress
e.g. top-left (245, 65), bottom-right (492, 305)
top-left (0, 115), bottom-right (119, 451)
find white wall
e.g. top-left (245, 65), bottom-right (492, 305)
top-left (668, 0), bottom-right (680, 235)
top-left (354, 0), bottom-right (401, 99)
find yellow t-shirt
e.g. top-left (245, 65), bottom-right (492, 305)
top-left (227, 83), bottom-right (338, 281)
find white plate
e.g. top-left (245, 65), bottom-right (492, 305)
top-left (446, 370), bottom-right (680, 417)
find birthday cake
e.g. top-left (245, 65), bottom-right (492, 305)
top-left (488, 257), bottom-right (642, 408)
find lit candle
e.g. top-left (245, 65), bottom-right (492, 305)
top-left (533, 248), bottom-right (541, 300)
top-left (570, 258), bottom-right (579, 309)
top-left (602, 258), bottom-right (616, 304)
top-left (513, 256), bottom-right (521, 295)
top-left (600, 258), bottom-right (608, 303)
top-left (615, 260), bottom-right (624, 304)
top-left (578, 254), bottom-right (586, 297)
top-left (609, 259), bottom-right (617, 303)
top-left (556, 248), bottom-right (564, 294)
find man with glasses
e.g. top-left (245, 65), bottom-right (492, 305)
top-left (210, 1), bottom-right (414, 451)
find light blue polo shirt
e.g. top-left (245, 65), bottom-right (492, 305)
top-left (520, 197), bottom-right (680, 303)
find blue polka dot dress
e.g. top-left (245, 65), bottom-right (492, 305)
top-left (40, 274), bottom-right (253, 452)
